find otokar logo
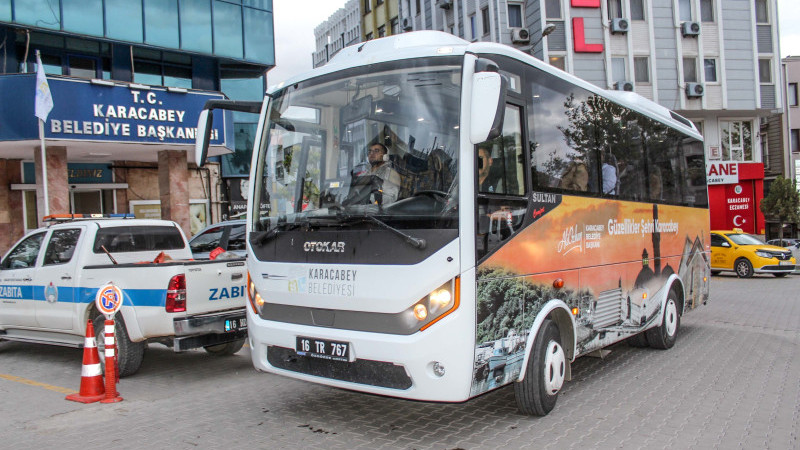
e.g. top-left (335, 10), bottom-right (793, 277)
top-left (303, 241), bottom-right (345, 253)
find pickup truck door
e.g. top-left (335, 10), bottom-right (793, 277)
top-left (0, 231), bottom-right (46, 327)
top-left (33, 228), bottom-right (83, 330)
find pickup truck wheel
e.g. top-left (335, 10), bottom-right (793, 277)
top-left (93, 314), bottom-right (146, 377)
top-left (204, 338), bottom-right (246, 355)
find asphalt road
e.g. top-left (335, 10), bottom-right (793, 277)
top-left (1, 273), bottom-right (799, 449)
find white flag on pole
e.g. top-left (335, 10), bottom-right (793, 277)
top-left (34, 50), bottom-right (54, 122)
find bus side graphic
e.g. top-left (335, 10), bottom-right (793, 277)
top-left (471, 194), bottom-right (709, 396)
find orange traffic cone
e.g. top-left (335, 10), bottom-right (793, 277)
top-left (66, 320), bottom-right (105, 403)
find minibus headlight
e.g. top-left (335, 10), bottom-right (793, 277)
top-left (407, 277), bottom-right (460, 332)
top-left (247, 272), bottom-right (266, 315)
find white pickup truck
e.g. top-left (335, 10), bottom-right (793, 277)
top-left (0, 217), bottom-right (247, 376)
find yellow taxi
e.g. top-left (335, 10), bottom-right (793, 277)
top-left (710, 229), bottom-right (796, 278)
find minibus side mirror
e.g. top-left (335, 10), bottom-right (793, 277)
top-left (470, 61), bottom-right (507, 144)
top-left (195, 109), bottom-right (213, 168)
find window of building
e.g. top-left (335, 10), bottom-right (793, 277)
top-left (789, 83), bottom-right (799, 106)
top-left (366, 31), bottom-right (373, 41)
top-left (482, 7), bottom-right (491, 36)
top-left (391, 17), bottom-right (399, 34)
top-left (611, 57), bottom-right (626, 83)
top-left (470, 15), bottom-right (477, 39)
top-left (630, 0), bottom-right (645, 20)
top-left (508, 4), bottom-right (523, 28)
top-left (759, 59), bottom-right (772, 83)
top-left (761, 133), bottom-right (769, 170)
top-left (704, 58), bottom-right (718, 82)
top-left (679, 0), bottom-right (692, 21)
top-left (378, 25), bottom-right (386, 38)
top-left (791, 129), bottom-right (800, 152)
top-left (700, 0), bottom-right (714, 22)
top-left (545, 0), bottom-right (561, 19)
top-left (755, 0), bottom-right (769, 24)
top-left (243, 7), bottom-right (274, 63)
top-left (692, 121), bottom-right (704, 136)
top-left (213, 1), bottom-right (244, 59)
top-left (180, 0), bottom-right (213, 53)
top-left (549, 56), bottom-right (565, 70)
top-left (68, 55), bottom-right (100, 79)
top-left (105, 0), bottom-right (144, 42)
top-left (62, 0), bottom-right (104, 35)
top-left (377, 0), bottom-right (384, 5)
top-left (416, 0), bottom-right (421, 15)
top-left (683, 58), bottom-right (698, 83)
top-left (364, 0), bottom-right (372, 13)
top-left (133, 49), bottom-right (192, 88)
top-left (720, 120), bottom-right (753, 161)
top-left (608, 0), bottom-right (623, 19)
top-left (145, 0), bottom-right (179, 48)
top-left (634, 57), bottom-right (650, 83)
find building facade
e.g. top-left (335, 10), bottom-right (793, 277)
top-left (362, 0), bottom-right (400, 41)
top-left (313, 0), bottom-right (361, 68)
top-left (0, 0), bottom-right (274, 251)
top-left (398, 0), bottom-right (782, 236)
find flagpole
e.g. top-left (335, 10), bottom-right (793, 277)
top-left (39, 118), bottom-right (50, 217)
top-left (34, 49), bottom-right (53, 220)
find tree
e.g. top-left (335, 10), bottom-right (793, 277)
top-left (759, 176), bottom-right (800, 240)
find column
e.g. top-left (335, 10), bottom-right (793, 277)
top-left (34, 145), bottom-right (69, 225)
top-left (158, 150), bottom-right (190, 236)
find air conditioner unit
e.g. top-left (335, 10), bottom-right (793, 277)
top-left (436, 0), bottom-right (453, 9)
top-left (614, 81), bottom-right (635, 91)
top-left (511, 28), bottom-right (530, 44)
top-left (681, 21), bottom-right (700, 37)
top-left (686, 82), bottom-right (704, 97)
top-left (610, 18), bottom-right (630, 34)
top-left (402, 17), bottom-right (413, 31)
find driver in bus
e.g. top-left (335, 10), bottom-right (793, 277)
top-left (367, 142), bottom-right (402, 205)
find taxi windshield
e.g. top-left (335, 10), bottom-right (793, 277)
top-left (726, 233), bottom-right (764, 246)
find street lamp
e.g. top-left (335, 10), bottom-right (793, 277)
top-left (530, 23), bottom-right (557, 51)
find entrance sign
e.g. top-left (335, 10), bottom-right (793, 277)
top-left (95, 282), bottom-right (124, 316)
top-left (706, 162), bottom-right (739, 185)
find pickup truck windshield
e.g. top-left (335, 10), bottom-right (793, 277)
top-left (93, 226), bottom-right (185, 253)
top-left (250, 57), bottom-right (462, 264)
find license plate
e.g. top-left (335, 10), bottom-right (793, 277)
top-left (296, 336), bottom-right (350, 362)
top-left (225, 317), bottom-right (247, 332)
top-left (779, 261), bottom-right (793, 266)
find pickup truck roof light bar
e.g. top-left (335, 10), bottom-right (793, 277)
top-left (43, 213), bottom-right (136, 222)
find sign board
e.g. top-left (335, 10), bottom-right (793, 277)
top-left (95, 283), bottom-right (124, 316)
top-left (0, 74), bottom-right (232, 149)
top-left (724, 182), bottom-right (755, 234)
top-left (706, 162), bottom-right (739, 185)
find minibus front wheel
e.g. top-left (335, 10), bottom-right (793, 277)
top-left (514, 319), bottom-right (565, 416)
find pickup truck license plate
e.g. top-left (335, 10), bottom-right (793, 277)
top-left (225, 317), bottom-right (247, 332)
top-left (779, 261), bottom-right (793, 266)
top-left (296, 336), bottom-right (350, 362)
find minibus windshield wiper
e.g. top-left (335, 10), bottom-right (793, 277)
top-left (357, 214), bottom-right (427, 250)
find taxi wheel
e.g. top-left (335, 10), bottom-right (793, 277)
top-left (515, 319), bottom-right (564, 416)
top-left (204, 338), bottom-right (246, 355)
top-left (734, 258), bottom-right (754, 278)
top-left (93, 313), bottom-right (146, 377)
